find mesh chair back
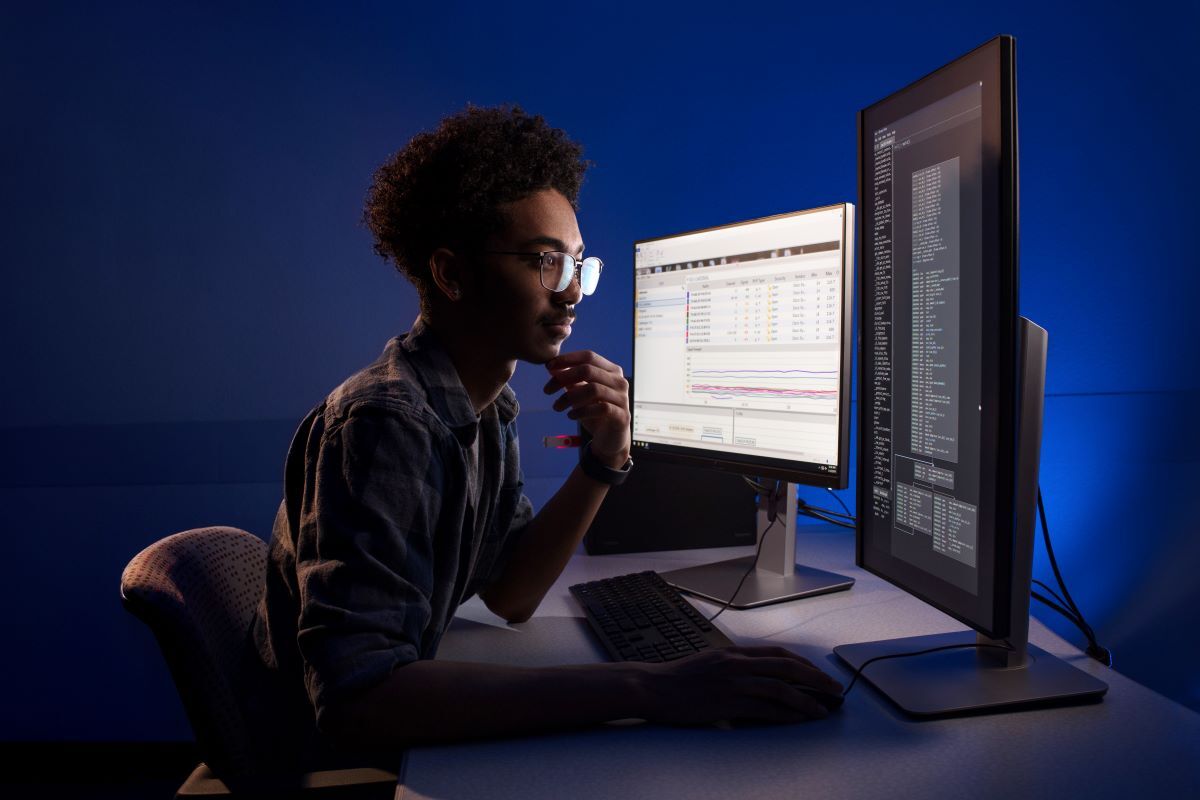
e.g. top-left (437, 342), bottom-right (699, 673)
top-left (120, 526), bottom-right (271, 781)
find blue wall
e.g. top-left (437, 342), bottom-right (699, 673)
top-left (2, 2), bottom-right (1197, 740)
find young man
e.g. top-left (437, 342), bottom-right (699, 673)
top-left (252, 106), bottom-right (843, 761)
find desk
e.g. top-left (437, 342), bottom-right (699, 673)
top-left (398, 528), bottom-right (1200, 799)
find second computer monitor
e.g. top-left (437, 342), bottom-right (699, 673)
top-left (630, 203), bottom-right (854, 489)
top-left (629, 204), bottom-right (856, 608)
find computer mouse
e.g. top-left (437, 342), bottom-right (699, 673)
top-left (792, 683), bottom-right (845, 711)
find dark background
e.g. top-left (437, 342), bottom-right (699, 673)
top-left (2, 1), bottom-right (1197, 745)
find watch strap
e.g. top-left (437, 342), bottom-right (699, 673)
top-left (579, 441), bottom-right (633, 485)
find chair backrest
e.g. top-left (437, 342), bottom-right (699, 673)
top-left (120, 526), bottom-right (273, 782)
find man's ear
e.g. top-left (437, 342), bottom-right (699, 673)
top-left (429, 247), bottom-right (465, 301)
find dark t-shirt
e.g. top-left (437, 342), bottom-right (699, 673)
top-left (251, 319), bottom-right (533, 749)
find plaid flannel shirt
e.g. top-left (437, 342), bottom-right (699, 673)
top-left (252, 318), bottom-right (533, 728)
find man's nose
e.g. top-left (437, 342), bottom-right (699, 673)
top-left (556, 268), bottom-right (583, 305)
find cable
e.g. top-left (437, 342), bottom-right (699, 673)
top-left (1035, 489), bottom-right (1111, 667)
top-left (709, 480), bottom-right (783, 623)
top-left (1032, 590), bottom-right (1082, 627)
top-left (795, 497), bottom-right (855, 529)
top-left (798, 507), bottom-right (855, 530)
top-left (1038, 490), bottom-right (1087, 624)
top-left (1031, 580), bottom-right (1095, 644)
top-left (1031, 578), bottom-right (1087, 630)
top-left (1031, 590), bottom-right (1110, 666)
top-left (826, 488), bottom-right (853, 519)
top-left (797, 499), bottom-right (855, 521)
top-left (741, 475), bottom-right (772, 493)
top-left (712, 479), bottom-right (854, 620)
top-left (842, 641), bottom-right (1015, 697)
top-left (745, 479), bottom-right (856, 520)
top-left (707, 516), bottom-right (777, 624)
top-left (1032, 578), bottom-right (1071, 613)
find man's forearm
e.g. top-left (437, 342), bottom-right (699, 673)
top-left (321, 658), bottom-right (649, 750)
top-left (480, 464), bottom-right (610, 622)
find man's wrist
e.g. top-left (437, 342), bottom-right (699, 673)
top-left (579, 441), bottom-right (633, 485)
top-left (625, 662), bottom-right (662, 721)
top-left (590, 445), bottom-right (631, 470)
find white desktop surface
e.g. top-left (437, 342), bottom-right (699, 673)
top-left (397, 528), bottom-right (1200, 800)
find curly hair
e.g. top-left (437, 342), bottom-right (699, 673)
top-left (364, 105), bottom-right (589, 311)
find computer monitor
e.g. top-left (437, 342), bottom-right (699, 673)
top-left (833, 35), bottom-right (1107, 715)
top-left (630, 203), bottom-right (856, 607)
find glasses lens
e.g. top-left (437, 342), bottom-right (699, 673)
top-left (580, 257), bottom-right (602, 295)
top-left (542, 253), bottom-right (574, 292)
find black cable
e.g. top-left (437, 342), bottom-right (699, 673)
top-left (1032, 585), bottom-right (1079, 627)
top-left (708, 480), bottom-right (782, 623)
top-left (1034, 591), bottom-right (1109, 667)
top-left (1032, 578), bottom-right (1071, 613)
top-left (1036, 489), bottom-right (1111, 666)
top-left (1038, 491), bottom-right (1101, 643)
top-left (1031, 579), bottom-right (1095, 642)
top-left (712, 479), bottom-right (854, 622)
top-left (1038, 490), bottom-right (1087, 624)
top-left (842, 641), bottom-right (1015, 697)
top-left (798, 507), bottom-right (855, 530)
top-left (1032, 590), bottom-right (1083, 628)
top-left (795, 498), bottom-right (855, 529)
top-left (742, 475), bottom-right (773, 494)
top-left (826, 487), bottom-right (853, 520)
top-left (797, 499), bottom-right (856, 521)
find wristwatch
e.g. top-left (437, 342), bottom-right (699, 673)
top-left (579, 441), bottom-right (633, 485)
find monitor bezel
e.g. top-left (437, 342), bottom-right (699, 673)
top-left (629, 202), bottom-right (855, 489)
top-left (854, 35), bottom-right (1018, 639)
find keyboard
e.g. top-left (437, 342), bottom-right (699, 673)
top-left (570, 571), bottom-right (735, 662)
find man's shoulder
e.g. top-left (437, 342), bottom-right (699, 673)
top-left (324, 336), bottom-right (432, 424)
top-left (311, 323), bottom-right (484, 450)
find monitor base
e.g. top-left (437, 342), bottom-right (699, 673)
top-left (834, 631), bottom-right (1108, 717)
top-left (661, 556), bottom-right (854, 609)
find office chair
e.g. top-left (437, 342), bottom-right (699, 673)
top-left (120, 526), bottom-right (396, 798)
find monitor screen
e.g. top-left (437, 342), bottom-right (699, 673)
top-left (857, 36), bottom-right (1017, 637)
top-left (630, 204), bottom-right (854, 488)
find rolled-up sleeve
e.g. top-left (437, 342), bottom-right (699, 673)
top-left (293, 405), bottom-right (442, 724)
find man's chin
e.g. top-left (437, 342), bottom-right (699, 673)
top-left (509, 322), bottom-right (573, 365)
top-left (526, 342), bottom-right (563, 365)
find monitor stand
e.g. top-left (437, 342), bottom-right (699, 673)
top-left (660, 481), bottom-right (854, 608)
top-left (834, 318), bottom-right (1108, 716)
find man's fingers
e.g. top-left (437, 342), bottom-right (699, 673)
top-left (543, 352), bottom-right (624, 392)
top-left (567, 402), bottom-right (626, 422)
top-left (726, 645), bottom-right (816, 666)
top-left (547, 350), bottom-right (621, 373)
top-left (742, 677), bottom-right (831, 717)
top-left (544, 362), bottom-right (627, 394)
top-left (725, 646), bottom-right (827, 675)
top-left (729, 690), bottom-right (828, 723)
top-left (552, 381), bottom-right (628, 412)
top-left (719, 647), bottom-right (844, 695)
top-left (725, 656), bottom-right (843, 694)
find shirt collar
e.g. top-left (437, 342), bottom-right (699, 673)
top-left (399, 318), bottom-right (520, 445)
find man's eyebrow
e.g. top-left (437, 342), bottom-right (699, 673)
top-left (518, 236), bottom-right (585, 256)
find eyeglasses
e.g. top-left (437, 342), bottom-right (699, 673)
top-left (485, 250), bottom-right (603, 296)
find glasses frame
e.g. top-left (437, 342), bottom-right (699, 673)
top-left (484, 250), bottom-right (604, 296)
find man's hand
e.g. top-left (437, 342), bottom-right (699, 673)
top-left (635, 646), bottom-right (845, 725)
top-left (544, 351), bottom-right (631, 468)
